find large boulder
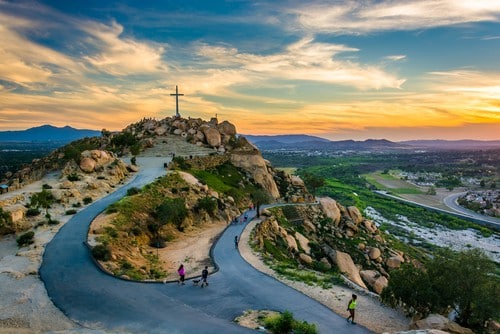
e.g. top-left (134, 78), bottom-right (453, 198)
top-left (413, 314), bottom-right (474, 334)
top-left (299, 253), bottom-right (313, 265)
top-left (79, 157), bottom-right (96, 173)
top-left (202, 127), bottom-right (222, 147)
top-left (230, 153), bottom-right (280, 198)
top-left (360, 270), bottom-right (388, 294)
top-left (294, 231), bottom-right (311, 254)
top-left (386, 255), bottom-right (404, 269)
top-left (323, 245), bottom-right (367, 288)
top-left (217, 120), bottom-right (236, 136)
top-left (368, 247), bottom-right (381, 260)
top-left (347, 206), bottom-right (363, 225)
top-left (318, 197), bottom-right (341, 225)
top-left (284, 233), bottom-right (298, 253)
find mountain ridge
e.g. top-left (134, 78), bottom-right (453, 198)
top-left (0, 125), bottom-right (101, 142)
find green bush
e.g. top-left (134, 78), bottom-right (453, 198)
top-left (48, 219), bottom-right (60, 225)
top-left (65, 209), bottom-right (77, 215)
top-left (67, 173), bottom-right (80, 181)
top-left (92, 244), bottom-right (112, 261)
top-left (172, 156), bottom-right (191, 170)
top-left (83, 197), bottom-right (93, 205)
top-left (0, 207), bottom-right (12, 230)
top-left (26, 208), bottom-right (41, 216)
top-left (195, 196), bottom-right (218, 216)
top-left (16, 231), bottom-right (35, 247)
top-left (126, 187), bottom-right (141, 196)
top-left (154, 198), bottom-right (187, 230)
top-left (42, 184), bottom-right (53, 189)
top-left (264, 310), bottom-right (317, 334)
top-left (381, 248), bottom-right (499, 330)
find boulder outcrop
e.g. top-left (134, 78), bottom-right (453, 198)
top-left (323, 244), bottom-right (367, 288)
top-left (318, 197), bottom-right (341, 225)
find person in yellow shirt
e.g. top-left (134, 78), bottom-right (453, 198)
top-left (346, 294), bottom-right (357, 324)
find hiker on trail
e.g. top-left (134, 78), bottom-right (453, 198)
top-left (346, 294), bottom-right (357, 324)
top-left (200, 266), bottom-right (209, 288)
top-left (177, 264), bottom-right (185, 285)
top-left (234, 235), bottom-right (239, 249)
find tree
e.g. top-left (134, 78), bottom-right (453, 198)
top-left (382, 248), bottom-right (499, 330)
top-left (30, 189), bottom-right (55, 218)
top-left (0, 207), bottom-right (12, 232)
top-left (427, 249), bottom-right (499, 328)
top-left (154, 198), bottom-right (187, 230)
top-left (301, 172), bottom-right (325, 195)
top-left (426, 186), bottom-right (436, 195)
top-left (250, 188), bottom-right (271, 216)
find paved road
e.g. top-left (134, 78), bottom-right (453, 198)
top-left (374, 190), bottom-right (499, 230)
top-left (443, 192), bottom-right (500, 227)
top-left (40, 157), bottom-right (371, 334)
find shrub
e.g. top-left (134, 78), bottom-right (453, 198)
top-left (26, 208), bottom-right (41, 216)
top-left (48, 219), bottom-right (60, 225)
top-left (195, 196), bottom-right (218, 216)
top-left (126, 187), bottom-right (141, 196)
top-left (172, 156), bottom-right (191, 170)
top-left (264, 310), bottom-right (317, 334)
top-left (72, 202), bottom-right (82, 208)
top-left (154, 198), bottom-right (188, 230)
top-left (16, 231), bottom-right (35, 247)
top-left (0, 207), bottom-right (12, 230)
top-left (67, 173), bottom-right (80, 182)
top-left (42, 184), bottom-right (53, 189)
top-left (65, 209), bottom-right (77, 215)
top-left (92, 244), bottom-right (112, 261)
top-left (381, 248), bottom-right (499, 330)
top-left (83, 197), bottom-right (93, 205)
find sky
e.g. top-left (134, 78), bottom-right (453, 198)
top-left (0, 0), bottom-right (499, 141)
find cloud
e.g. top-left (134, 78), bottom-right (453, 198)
top-left (80, 20), bottom-right (168, 76)
top-left (287, 0), bottom-right (500, 34)
top-left (384, 55), bottom-right (407, 61)
top-left (195, 38), bottom-right (405, 90)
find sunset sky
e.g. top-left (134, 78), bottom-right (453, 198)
top-left (0, 0), bottom-right (499, 141)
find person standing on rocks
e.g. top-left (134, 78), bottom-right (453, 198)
top-left (200, 266), bottom-right (209, 288)
top-left (346, 294), bottom-right (357, 324)
top-left (177, 264), bottom-right (185, 285)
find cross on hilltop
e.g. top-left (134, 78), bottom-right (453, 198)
top-left (170, 85), bottom-right (184, 118)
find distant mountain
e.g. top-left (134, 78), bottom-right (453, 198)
top-left (0, 125), bottom-right (101, 142)
top-left (243, 134), bottom-right (408, 151)
top-left (244, 134), bottom-right (330, 145)
top-left (401, 140), bottom-right (500, 150)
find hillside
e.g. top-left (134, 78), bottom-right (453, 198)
top-left (1, 116), bottom-right (496, 334)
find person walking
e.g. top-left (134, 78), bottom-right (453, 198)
top-left (200, 266), bottom-right (209, 288)
top-left (346, 294), bottom-right (357, 324)
top-left (177, 264), bottom-right (185, 285)
top-left (234, 235), bottom-right (239, 249)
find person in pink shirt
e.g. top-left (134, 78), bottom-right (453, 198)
top-left (177, 264), bottom-right (185, 285)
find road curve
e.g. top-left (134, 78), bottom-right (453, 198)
top-left (374, 190), bottom-right (499, 230)
top-left (40, 157), bottom-right (371, 334)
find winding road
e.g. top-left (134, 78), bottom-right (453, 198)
top-left (40, 157), bottom-right (371, 334)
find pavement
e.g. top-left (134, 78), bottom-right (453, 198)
top-left (40, 157), bottom-right (372, 334)
top-left (375, 190), bottom-right (499, 231)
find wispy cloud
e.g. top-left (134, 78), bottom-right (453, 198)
top-left (384, 55), bottom-right (407, 61)
top-left (195, 38), bottom-right (405, 90)
top-left (286, 0), bottom-right (500, 34)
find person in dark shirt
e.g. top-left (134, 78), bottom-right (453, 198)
top-left (201, 266), bottom-right (209, 288)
